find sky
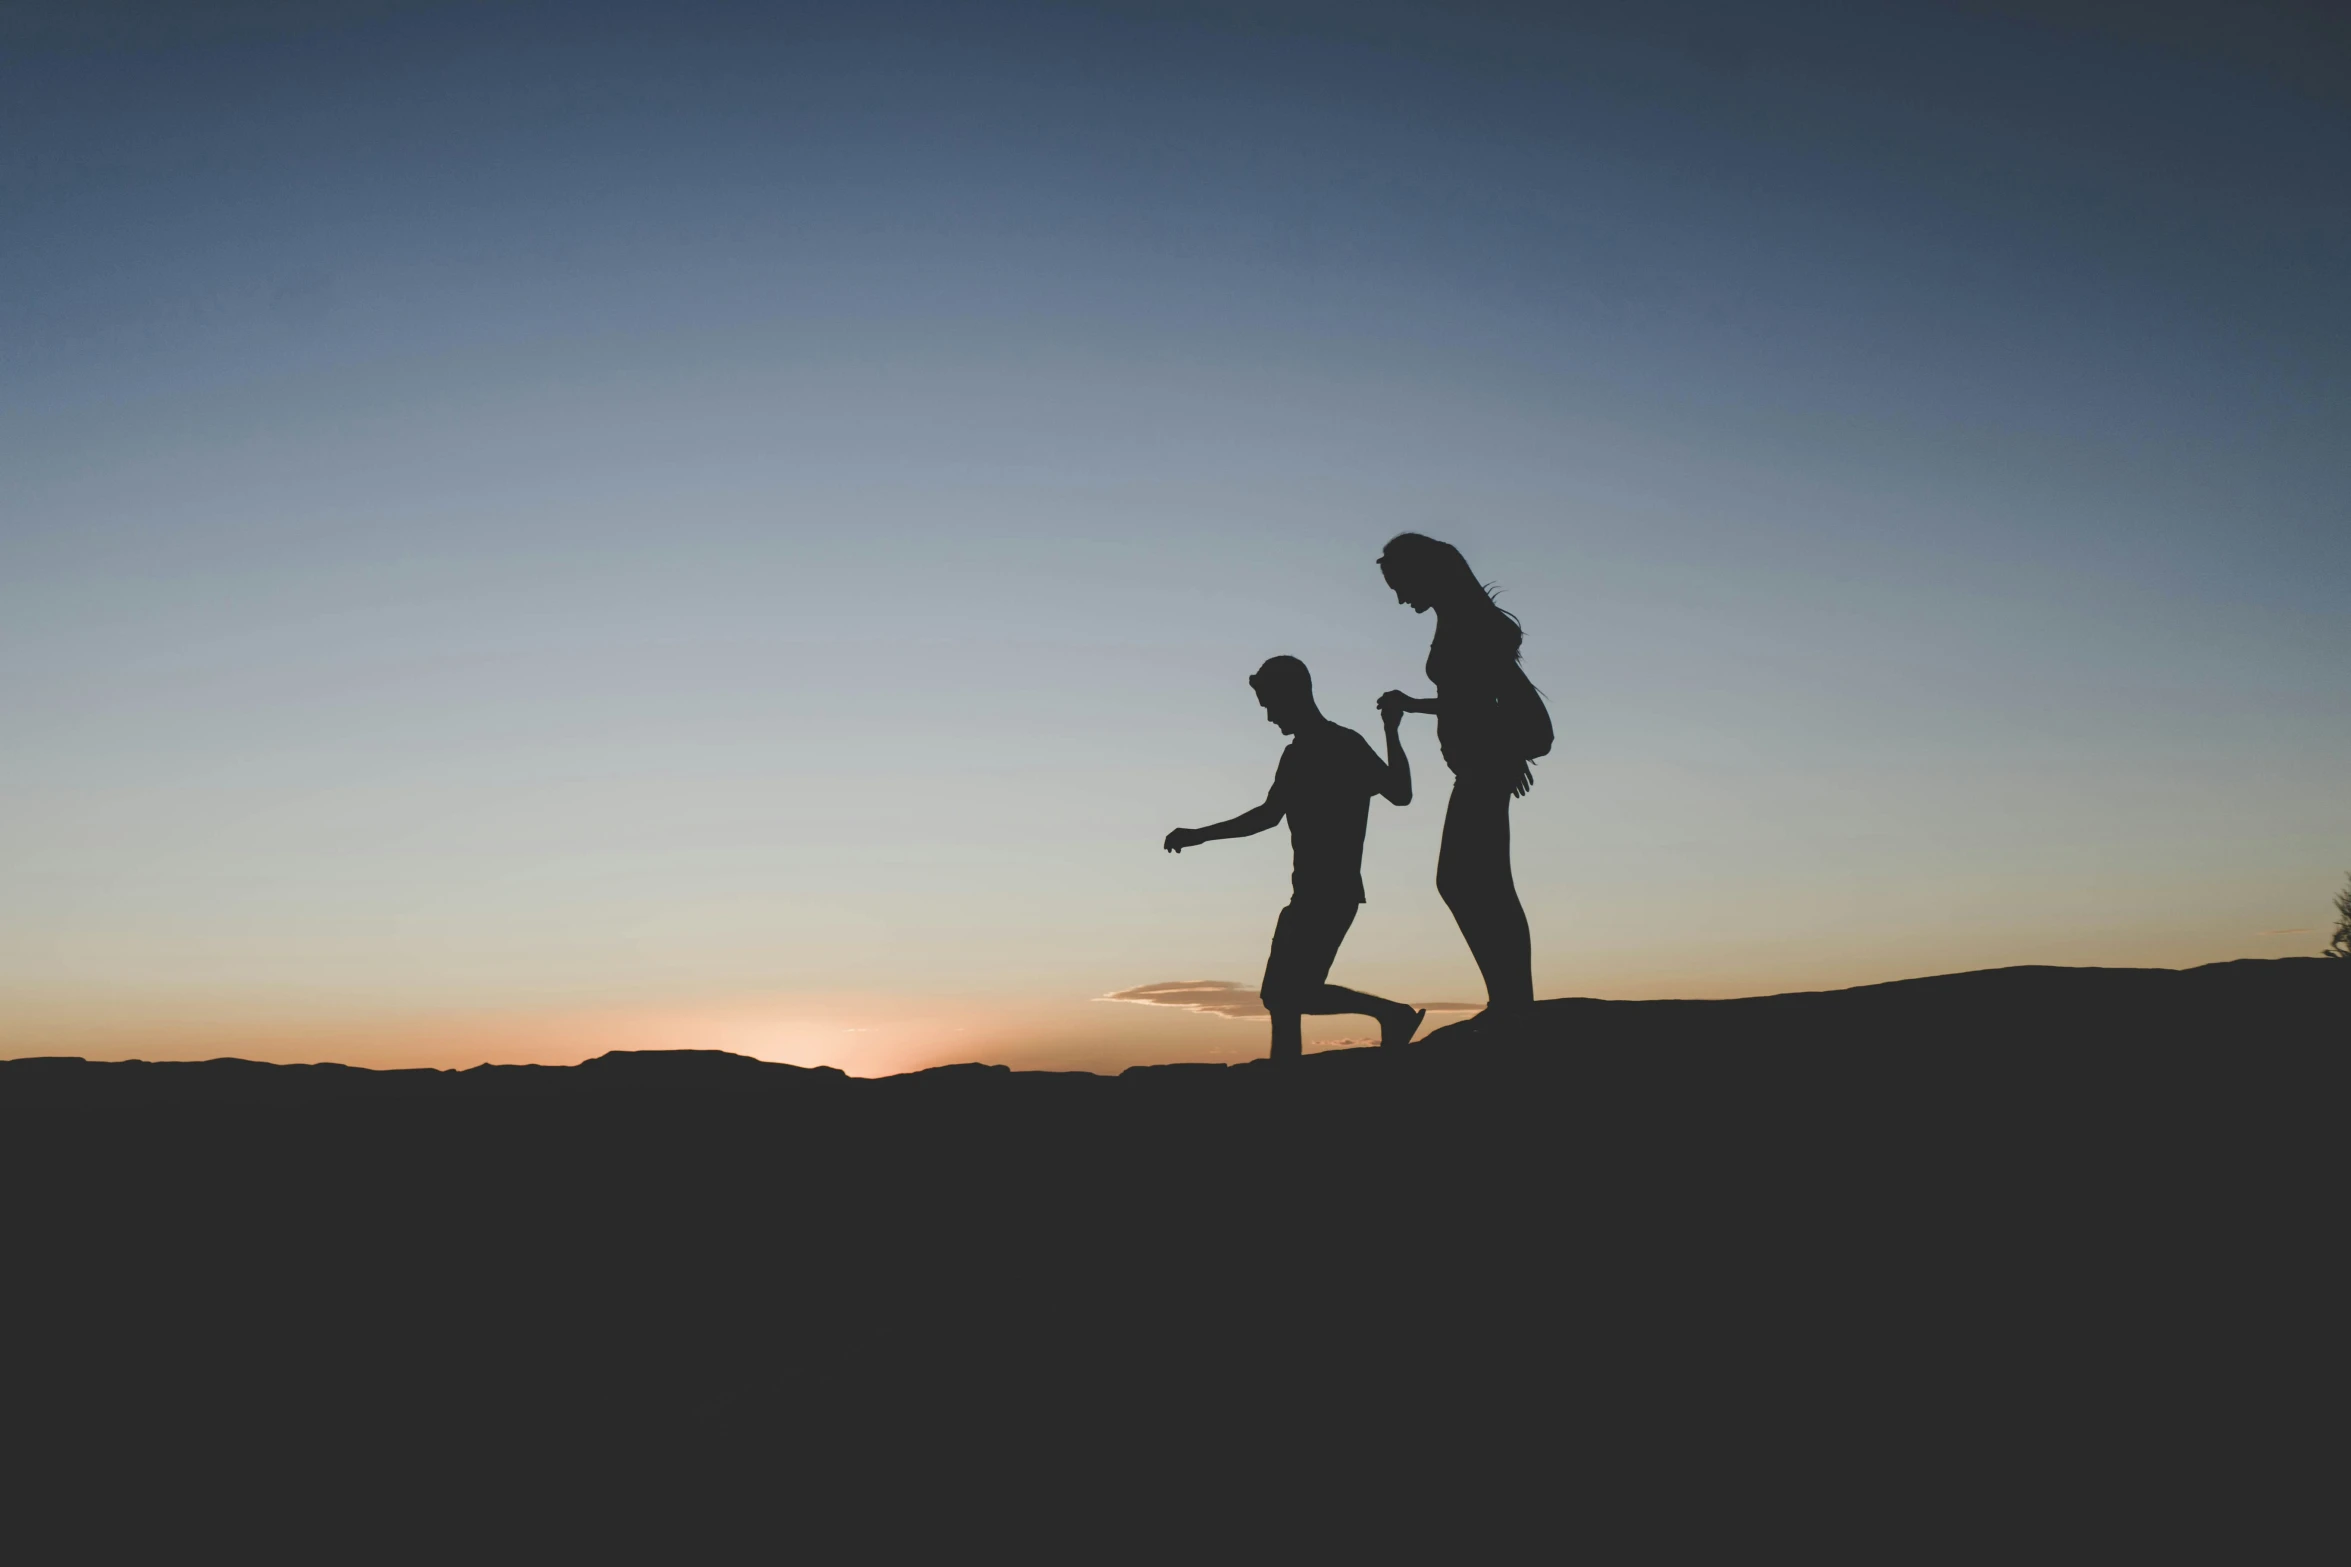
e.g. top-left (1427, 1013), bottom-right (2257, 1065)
top-left (4, 0), bottom-right (2346, 1074)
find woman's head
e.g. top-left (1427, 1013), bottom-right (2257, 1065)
top-left (1378, 533), bottom-right (1522, 647)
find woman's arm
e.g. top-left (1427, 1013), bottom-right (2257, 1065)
top-left (1377, 710), bottom-right (1413, 807)
top-left (1377, 690), bottom-right (1439, 717)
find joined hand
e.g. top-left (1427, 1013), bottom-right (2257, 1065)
top-left (1164, 827), bottom-right (1205, 853)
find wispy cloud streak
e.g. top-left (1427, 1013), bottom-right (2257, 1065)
top-left (1101, 981), bottom-right (1480, 1019)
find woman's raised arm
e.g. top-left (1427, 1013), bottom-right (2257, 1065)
top-left (1377, 689), bottom-right (1440, 717)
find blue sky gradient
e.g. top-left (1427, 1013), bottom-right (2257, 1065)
top-left (4, 1), bottom-right (2345, 1069)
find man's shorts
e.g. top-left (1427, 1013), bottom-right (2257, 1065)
top-left (1260, 898), bottom-right (1360, 1012)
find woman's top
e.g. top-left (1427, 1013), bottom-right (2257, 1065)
top-left (1426, 615), bottom-right (1526, 783)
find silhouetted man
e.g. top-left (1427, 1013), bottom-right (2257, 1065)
top-left (1164, 656), bottom-right (1426, 1061)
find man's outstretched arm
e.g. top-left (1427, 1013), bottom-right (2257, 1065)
top-left (1164, 798), bottom-right (1282, 853)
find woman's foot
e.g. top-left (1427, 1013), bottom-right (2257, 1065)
top-left (1381, 1007), bottom-right (1426, 1048)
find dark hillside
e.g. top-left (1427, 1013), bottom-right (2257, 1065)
top-left (4, 958), bottom-right (2339, 1541)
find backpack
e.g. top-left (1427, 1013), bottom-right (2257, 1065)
top-left (1503, 660), bottom-right (1554, 762)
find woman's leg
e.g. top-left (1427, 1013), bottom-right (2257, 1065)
top-left (1437, 776), bottom-right (1533, 1011)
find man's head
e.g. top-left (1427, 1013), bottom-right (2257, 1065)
top-left (1249, 656), bottom-right (1318, 734)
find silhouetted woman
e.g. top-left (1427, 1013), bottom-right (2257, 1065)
top-left (1377, 534), bottom-right (1549, 1020)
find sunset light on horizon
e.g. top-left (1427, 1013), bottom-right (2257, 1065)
top-left (4, 1), bottom-right (2344, 1077)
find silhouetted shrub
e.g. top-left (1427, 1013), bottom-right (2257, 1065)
top-left (2328, 872), bottom-right (2351, 959)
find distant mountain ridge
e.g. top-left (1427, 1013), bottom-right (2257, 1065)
top-left (4, 957), bottom-right (2336, 1104)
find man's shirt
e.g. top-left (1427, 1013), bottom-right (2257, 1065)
top-left (1267, 719), bottom-right (1390, 904)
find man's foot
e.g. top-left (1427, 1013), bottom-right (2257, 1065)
top-left (1381, 1008), bottom-right (1426, 1048)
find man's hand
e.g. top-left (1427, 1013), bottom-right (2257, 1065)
top-left (1377, 690), bottom-right (1414, 724)
top-left (1164, 827), bottom-right (1206, 853)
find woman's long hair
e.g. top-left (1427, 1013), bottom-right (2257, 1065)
top-left (1382, 533), bottom-right (1523, 658)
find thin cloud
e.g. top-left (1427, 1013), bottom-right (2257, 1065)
top-left (1101, 981), bottom-right (1481, 1020)
top-left (2258, 927), bottom-right (2315, 936)
top-left (1103, 981), bottom-right (1267, 1019)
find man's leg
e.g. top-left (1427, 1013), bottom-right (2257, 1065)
top-left (1269, 1010), bottom-right (1304, 1063)
top-left (1267, 901), bottom-right (1424, 1051)
top-left (1295, 983), bottom-right (1425, 1048)
top-left (1262, 903), bottom-right (1313, 1064)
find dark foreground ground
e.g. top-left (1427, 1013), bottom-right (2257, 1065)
top-left (6, 958), bottom-right (2341, 1545)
